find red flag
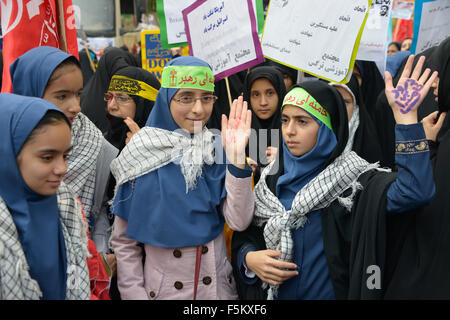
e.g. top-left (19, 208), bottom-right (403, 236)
top-left (1, 0), bottom-right (79, 93)
top-left (392, 18), bottom-right (413, 43)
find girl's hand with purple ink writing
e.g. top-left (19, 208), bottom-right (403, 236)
top-left (385, 55), bottom-right (438, 125)
top-left (221, 95), bottom-right (252, 169)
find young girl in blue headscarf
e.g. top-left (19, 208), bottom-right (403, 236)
top-left (0, 93), bottom-right (91, 300)
top-left (232, 55), bottom-right (440, 300)
top-left (10, 46), bottom-right (114, 299)
top-left (10, 47), bottom-right (119, 250)
top-left (110, 56), bottom-right (254, 300)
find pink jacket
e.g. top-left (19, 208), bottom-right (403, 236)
top-left (111, 169), bottom-right (254, 300)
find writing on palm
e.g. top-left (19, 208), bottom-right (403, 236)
top-left (391, 79), bottom-right (423, 114)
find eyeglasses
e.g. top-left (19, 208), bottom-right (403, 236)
top-left (104, 92), bottom-right (133, 104)
top-left (172, 95), bottom-right (218, 106)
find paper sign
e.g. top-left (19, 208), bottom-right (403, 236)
top-left (157, 0), bottom-right (196, 48)
top-left (261, 0), bottom-right (372, 83)
top-left (141, 30), bottom-right (173, 81)
top-left (411, 0), bottom-right (450, 54)
top-left (391, 1), bottom-right (415, 19)
top-left (182, 0), bottom-right (264, 81)
top-left (157, 0), bottom-right (264, 49)
top-left (357, 0), bottom-right (393, 75)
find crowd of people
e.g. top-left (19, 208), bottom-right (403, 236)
top-left (0, 33), bottom-right (449, 300)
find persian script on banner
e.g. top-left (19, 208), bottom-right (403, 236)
top-left (157, 0), bottom-right (264, 49)
top-left (261, 0), bottom-right (372, 83)
top-left (411, 0), bottom-right (450, 54)
top-left (183, 0), bottom-right (264, 81)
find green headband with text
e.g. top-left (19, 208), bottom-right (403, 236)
top-left (161, 66), bottom-right (215, 92)
top-left (282, 87), bottom-right (333, 132)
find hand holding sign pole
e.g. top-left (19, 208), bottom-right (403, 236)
top-left (385, 55), bottom-right (439, 125)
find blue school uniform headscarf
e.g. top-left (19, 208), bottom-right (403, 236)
top-left (112, 56), bottom-right (228, 248)
top-left (0, 93), bottom-right (69, 299)
top-left (10, 46), bottom-right (76, 97)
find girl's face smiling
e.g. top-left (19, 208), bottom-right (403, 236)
top-left (170, 88), bottom-right (214, 134)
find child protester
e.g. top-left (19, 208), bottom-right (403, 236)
top-left (110, 56), bottom-right (255, 300)
top-left (232, 55), bottom-right (438, 300)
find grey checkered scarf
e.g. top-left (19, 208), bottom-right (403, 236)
top-left (0, 182), bottom-right (91, 300)
top-left (254, 151), bottom-right (388, 299)
top-left (64, 113), bottom-right (102, 218)
top-left (110, 126), bottom-right (215, 198)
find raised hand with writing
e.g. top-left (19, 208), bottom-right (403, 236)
top-left (385, 55), bottom-right (438, 125)
top-left (221, 95), bottom-right (252, 169)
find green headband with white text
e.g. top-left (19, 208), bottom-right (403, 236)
top-left (282, 87), bottom-right (333, 132)
top-left (161, 66), bottom-right (215, 92)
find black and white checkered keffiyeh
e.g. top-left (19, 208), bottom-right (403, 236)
top-left (0, 182), bottom-right (91, 300)
top-left (64, 113), bottom-right (102, 218)
top-left (253, 151), bottom-right (388, 299)
top-left (110, 126), bottom-right (215, 198)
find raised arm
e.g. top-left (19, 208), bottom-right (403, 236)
top-left (385, 55), bottom-right (438, 213)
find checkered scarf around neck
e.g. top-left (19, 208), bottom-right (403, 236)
top-left (110, 125), bottom-right (215, 197)
top-left (253, 81), bottom-right (389, 299)
top-left (64, 112), bottom-right (102, 218)
top-left (0, 182), bottom-right (91, 300)
top-left (254, 151), bottom-right (384, 299)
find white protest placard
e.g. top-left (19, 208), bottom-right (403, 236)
top-left (157, 0), bottom-right (196, 48)
top-left (261, 0), bottom-right (372, 83)
top-left (183, 0), bottom-right (264, 81)
top-left (411, 0), bottom-right (450, 54)
top-left (357, 1), bottom-right (393, 62)
top-left (158, 0), bottom-right (264, 48)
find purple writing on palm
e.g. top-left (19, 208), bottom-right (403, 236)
top-left (391, 79), bottom-right (423, 114)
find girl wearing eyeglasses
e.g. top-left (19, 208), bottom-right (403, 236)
top-left (109, 56), bottom-right (254, 300)
top-left (104, 66), bottom-right (161, 151)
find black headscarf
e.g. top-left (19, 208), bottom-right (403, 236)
top-left (104, 66), bottom-right (160, 152)
top-left (78, 48), bottom-right (98, 87)
top-left (345, 75), bottom-right (385, 164)
top-left (374, 37), bottom-right (450, 168)
top-left (259, 59), bottom-right (298, 88)
top-left (242, 66), bottom-right (287, 167)
top-left (80, 47), bottom-right (140, 133)
top-left (354, 60), bottom-right (385, 121)
top-left (207, 71), bottom-right (247, 131)
top-left (381, 37), bottom-right (450, 299)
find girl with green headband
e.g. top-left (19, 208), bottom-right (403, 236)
top-left (109, 56), bottom-right (255, 300)
top-left (232, 55), bottom-right (440, 300)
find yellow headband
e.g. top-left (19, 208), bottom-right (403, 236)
top-left (108, 75), bottom-right (159, 101)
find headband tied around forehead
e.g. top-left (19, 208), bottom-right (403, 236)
top-left (161, 66), bottom-right (215, 92)
top-left (282, 87), bottom-right (333, 132)
top-left (108, 75), bottom-right (159, 101)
